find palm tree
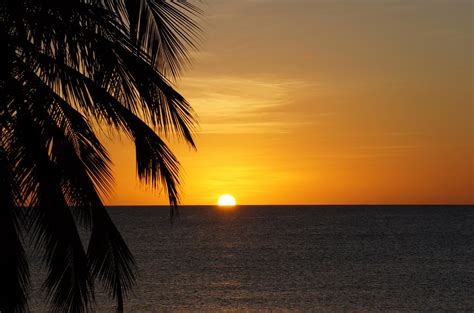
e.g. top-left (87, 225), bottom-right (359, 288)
top-left (0, 0), bottom-right (200, 312)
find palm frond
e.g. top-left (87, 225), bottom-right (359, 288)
top-left (113, 0), bottom-right (202, 77)
top-left (0, 147), bottom-right (30, 313)
top-left (2, 0), bottom-right (201, 311)
top-left (110, 42), bottom-right (197, 146)
top-left (87, 207), bottom-right (136, 313)
top-left (12, 26), bottom-right (196, 145)
top-left (119, 108), bottom-right (182, 214)
top-left (46, 106), bottom-right (137, 313)
top-left (14, 108), bottom-right (94, 313)
top-left (13, 34), bottom-right (189, 212)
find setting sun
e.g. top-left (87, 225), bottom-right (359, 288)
top-left (217, 194), bottom-right (236, 206)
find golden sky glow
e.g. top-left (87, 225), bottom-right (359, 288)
top-left (103, 0), bottom-right (473, 205)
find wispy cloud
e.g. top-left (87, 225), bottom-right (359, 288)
top-left (180, 75), bottom-right (319, 134)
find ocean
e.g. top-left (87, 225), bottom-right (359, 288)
top-left (29, 205), bottom-right (473, 312)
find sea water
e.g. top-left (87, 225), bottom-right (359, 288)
top-left (29, 205), bottom-right (473, 311)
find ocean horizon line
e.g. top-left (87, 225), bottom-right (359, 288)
top-left (105, 204), bottom-right (474, 207)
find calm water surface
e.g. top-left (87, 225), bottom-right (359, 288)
top-left (30, 205), bottom-right (473, 312)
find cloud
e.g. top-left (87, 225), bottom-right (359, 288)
top-left (180, 75), bottom-right (317, 134)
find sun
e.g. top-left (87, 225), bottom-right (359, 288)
top-left (217, 194), bottom-right (236, 207)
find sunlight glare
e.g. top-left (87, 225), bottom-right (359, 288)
top-left (217, 194), bottom-right (237, 206)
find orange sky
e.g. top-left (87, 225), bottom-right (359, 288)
top-left (103, 0), bottom-right (473, 205)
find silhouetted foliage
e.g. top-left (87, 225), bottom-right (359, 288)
top-left (0, 0), bottom-right (200, 311)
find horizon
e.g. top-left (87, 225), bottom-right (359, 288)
top-left (105, 203), bottom-right (474, 207)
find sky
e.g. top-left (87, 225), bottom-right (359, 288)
top-left (103, 0), bottom-right (473, 205)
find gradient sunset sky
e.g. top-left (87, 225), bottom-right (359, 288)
top-left (103, 0), bottom-right (473, 205)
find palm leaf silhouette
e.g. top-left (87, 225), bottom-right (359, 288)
top-left (0, 0), bottom-right (200, 312)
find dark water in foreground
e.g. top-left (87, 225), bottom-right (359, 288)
top-left (30, 205), bottom-right (473, 312)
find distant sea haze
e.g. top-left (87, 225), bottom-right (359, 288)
top-left (29, 205), bottom-right (473, 311)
